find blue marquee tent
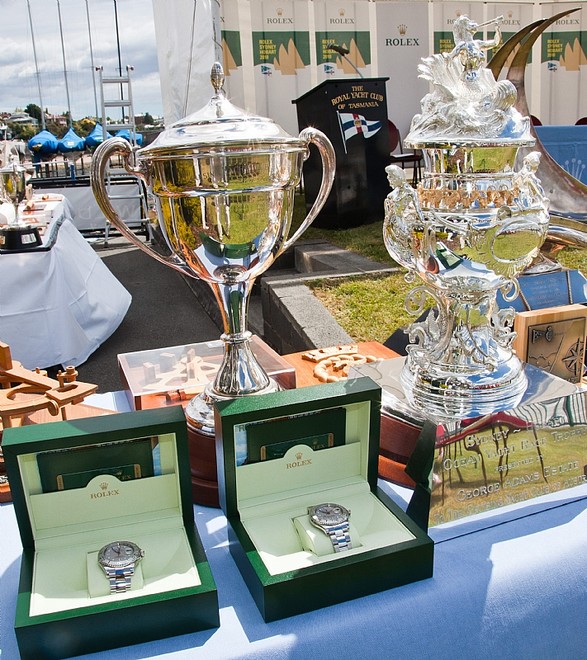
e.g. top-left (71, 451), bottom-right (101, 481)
top-left (57, 127), bottom-right (86, 153)
top-left (28, 129), bottom-right (59, 158)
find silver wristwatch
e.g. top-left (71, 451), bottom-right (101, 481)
top-left (98, 541), bottom-right (144, 593)
top-left (308, 503), bottom-right (352, 552)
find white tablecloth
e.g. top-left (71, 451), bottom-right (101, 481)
top-left (0, 196), bottom-right (131, 368)
top-left (0, 470), bottom-right (586, 660)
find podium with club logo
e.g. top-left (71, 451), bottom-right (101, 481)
top-left (293, 78), bottom-right (389, 229)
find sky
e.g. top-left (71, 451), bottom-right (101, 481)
top-left (0, 0), bottom-right (163, 120)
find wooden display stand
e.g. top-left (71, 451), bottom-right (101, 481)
top-left (0, 341), bottom-right (110, 502)
top-left (187, 424), bottom-right (222, 507)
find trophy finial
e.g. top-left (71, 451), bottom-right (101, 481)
top-left (210, 62), bottom-right (225, 97)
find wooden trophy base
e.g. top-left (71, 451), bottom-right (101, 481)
top-left (187, 423), bottom-right (220, 508)
top-left (378, 412), bottom-right (420, 489)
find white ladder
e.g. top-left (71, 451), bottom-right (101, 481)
top-left (96, 64), bottom-right (148, 244)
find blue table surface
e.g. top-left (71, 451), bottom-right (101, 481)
top-left (535, 124), bottom-right (587, 184)
top-left (1, 473), bottom-right (587, 659)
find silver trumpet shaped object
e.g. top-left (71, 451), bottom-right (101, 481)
top-left (91, 63), bottom-right (335, 435)
top-left (383, 15), bottom-right (550, 421)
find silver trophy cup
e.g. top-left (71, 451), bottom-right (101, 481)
top-left (0, 157), bottom-right (27, 226)
top-left (383, 16), bottom-right (550, 421)
top-left (0, 157), bottom-right (42, 251)
top-left (91, 63), bottom-right (335, 435)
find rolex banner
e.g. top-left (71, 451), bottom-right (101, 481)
top-left (313, 1), bottom-right (372, 83)
top-left (159, 1), bottom-right (586, 160)
top-left (250, 0), bottom-right (311, 136)
top-left (540, 3), bottom-right (587, 126)
top-left (221, 0), bottom-right (246, 110)
top-left (375, 1), bottom-right (429, 141)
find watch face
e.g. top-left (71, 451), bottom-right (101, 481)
top-left (309, 503), bottom-right (350, 527)
top-left (98, 541), bottom-right (144, 569)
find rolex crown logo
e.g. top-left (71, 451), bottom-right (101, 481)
top-left (296, 451), bottom-right (303, 460)
top-left (398, 24), bottom-right (407, 36)
top-left (507, 10), bottom-right (513, 18)
top-left (100, 481), bottom-right (109, 491)
top-left (276, 7), bottom-right (283, 16)
top-left (339, 8), bottom-right (345, 16)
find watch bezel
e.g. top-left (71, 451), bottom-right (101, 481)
top-left (98, 540), bottom-right (144, 570)
top-left (308, 502), bottom-right (351, 529)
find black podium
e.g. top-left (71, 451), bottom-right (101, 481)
top-left (293, 78), bottom-right (390, 229)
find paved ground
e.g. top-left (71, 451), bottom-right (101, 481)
top-left (75, 237), bottom-right (221, 393)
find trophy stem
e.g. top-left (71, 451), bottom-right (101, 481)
top-left (11, 202), bottom-right (21, 226)
top-left (184, 279), bottom-right (279, 435)
top-left (403, 288), bottom-right (527, 419)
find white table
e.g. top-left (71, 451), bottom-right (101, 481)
top-left (0, 466), bottom-right (586, 660)
top-left (0, 196), bottom-right (132, 369)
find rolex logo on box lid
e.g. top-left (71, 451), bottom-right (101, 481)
top-left (91, 479), bottom-right (120, 500)
top-left (286, 450), bottom-right (312, 470)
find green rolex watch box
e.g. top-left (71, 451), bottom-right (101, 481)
top-left (3, 406), bottom-right (219, 659)
top-left (215, 376), bottom-right (434, 622)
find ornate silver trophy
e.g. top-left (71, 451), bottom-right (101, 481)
top-left (0, 156), bottom-right (42, 250)
top-left (383, 16), bottom-right (550, 420)
top-left (0, 156), bottom-right (27, 226)
top-left (91, 63), bottom-right (335, 435)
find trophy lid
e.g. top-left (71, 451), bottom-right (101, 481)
top-left (139, 63), bottom-right (302, 157)
top-left (405, 15), bottom-right (535, 149)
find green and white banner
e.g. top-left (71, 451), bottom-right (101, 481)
top-left (540, 3), bottom-right (587, 125)
top-left (164, 1), bottom-right (587, 139)
top-left (313, 0), bottom-right (372, 83)
top-left (375, 1), bottom-right (429, 141)
top-left (250, 0), bottom-right (311, 135)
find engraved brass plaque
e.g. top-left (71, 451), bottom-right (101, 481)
top-left (429, 391), bottom-right (587, 526)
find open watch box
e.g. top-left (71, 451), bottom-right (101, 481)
top-left (3, 406), bottom-right (219, 659)
top-left (215, 376), bottom-right (434, 621)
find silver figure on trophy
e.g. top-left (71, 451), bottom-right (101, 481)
top-left (91, 63), bottom-right (335, 435)
top-left (383, 15), bottom-right (550, 419)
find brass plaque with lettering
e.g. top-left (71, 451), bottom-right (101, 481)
top-left (429, 392), bottom-right (587, 526)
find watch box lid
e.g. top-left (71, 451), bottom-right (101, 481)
top-left (3, 406), bottom-right (194, 551)
top-left (214, 377), bottom-right (382, 520)
top-left (3, 406), bottom-right (220, 658)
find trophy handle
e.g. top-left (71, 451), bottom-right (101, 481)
top-left (89, 137), bottom-right (190, 276)
top-left (281, 127), bottom-right (336, 253)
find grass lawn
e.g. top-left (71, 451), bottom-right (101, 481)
top-left (300, 210), bottom-right (587, 343)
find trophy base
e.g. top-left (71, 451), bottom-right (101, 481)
top-left (185, 379), bottom-right (282, 507)
top-left (401, 353), bottom-right (528, 422)
top-left (350, 356), bottom-right (584, 532)
top-left (0, 224), bottom-right (43, 252)
top-left (184, 379), bottom-right (282, 436)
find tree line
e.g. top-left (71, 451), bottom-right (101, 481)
top-left (6, 103), bottom-right (155, 141)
